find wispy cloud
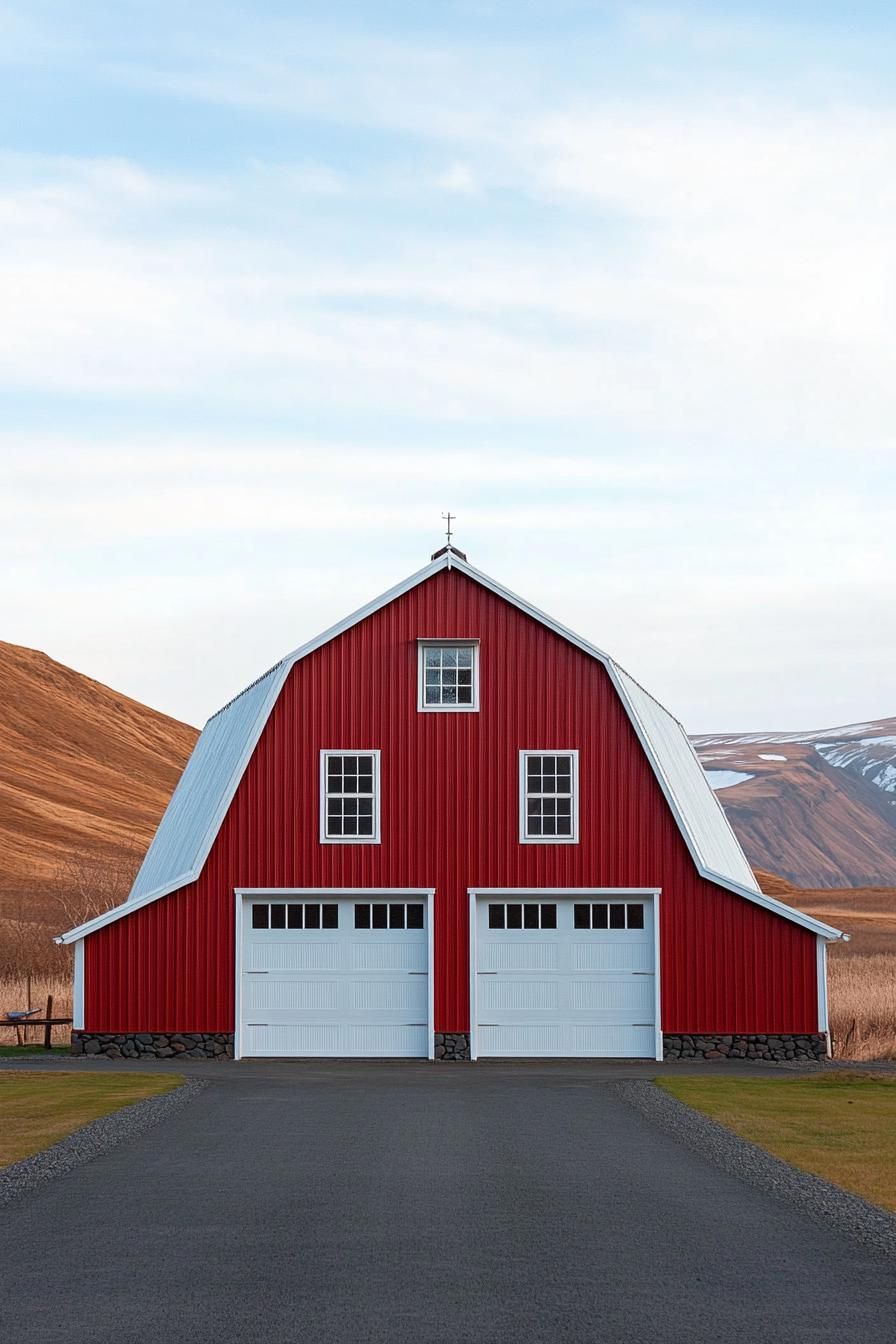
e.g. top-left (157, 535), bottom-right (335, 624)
top-left (1, 2), bottom-right (894, 730)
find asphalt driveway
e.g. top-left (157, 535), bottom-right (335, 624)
top-left (0, 1060), bottom-right (893, 1343)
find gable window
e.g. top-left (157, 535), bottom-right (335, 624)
top-left (320, 750), bottom-right (381, 843)
top-left (418, 640), bottom-right (479, 711)
top-left (519, 750), bottom-right (579, 843)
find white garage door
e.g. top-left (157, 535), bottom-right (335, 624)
top-left (475, 895), bottom-right (656, 1058)
top-left (240, 896), bottom-right (430, 1057)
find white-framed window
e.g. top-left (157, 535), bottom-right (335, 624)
top-left (519, 750), bottom-right (579, 843)
top-left (320, 750), bottom-right (381, 844)
top-left (417, 640), bottom-right (479, 712)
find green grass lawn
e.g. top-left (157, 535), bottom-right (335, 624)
top-left (0, 1045), bottom-right (70, 1057)
top-left (659, 1072), bottom-right (896, 1212)
top-left (0, 1071), bottom-right (183, 1167)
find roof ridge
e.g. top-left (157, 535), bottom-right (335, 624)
top-left (206, 657), bottom-right (287, 724)
top-left (608, 658), bottom-right (687, 732)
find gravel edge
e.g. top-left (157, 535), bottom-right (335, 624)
top-left (0, 1077), bottom-right (206, 1208)
top-left (616, 1079), bottom-right (896, 1263)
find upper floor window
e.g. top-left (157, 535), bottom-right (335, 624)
top-left (320, 750), bottom-right (381, 843)
top-left (519, 750), bottom-right (579, 843)
top-left (418, 640), bottom-right (479, 712)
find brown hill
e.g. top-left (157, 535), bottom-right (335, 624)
top-left (693, 718), bottom-right (896, 888)
top-left (0, 641), bottom-right (197, 926)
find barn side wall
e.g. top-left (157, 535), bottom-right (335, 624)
top-left (82, 567), bottom-right (820, 1036)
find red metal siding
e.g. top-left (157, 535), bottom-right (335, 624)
top-left (84, 567), bottom-right (819, 1035)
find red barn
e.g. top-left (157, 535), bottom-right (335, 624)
top-left (60, 548), bottom-right (841, 1062)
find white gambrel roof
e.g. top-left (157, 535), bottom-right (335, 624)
top-left (58, 552), bottom-right (842, 943)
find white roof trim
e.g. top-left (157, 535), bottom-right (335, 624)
top-left (56, 549), bottom-right (842, 944)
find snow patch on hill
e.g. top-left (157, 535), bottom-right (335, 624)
top-left (706, 770), bottom-right (755, 790)
top-left (815, 736), bottom-right (896, 793)
top-left (698, 724), bottom-right (879, 747)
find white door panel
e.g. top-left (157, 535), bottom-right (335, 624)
top-left (240, 897), bottom-right (429, 1058)
top-left (475, 896), bottom-right (655, 1058)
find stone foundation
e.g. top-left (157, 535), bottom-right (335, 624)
top-left (74, 1029), bottom-right (829, 1063)
top-left (71, 1031), bottom-right (234, 1060)
top-left (663, 1033), bottom-right (828, 1062)
top-left (434, 1032), bottom-right (471, 1060)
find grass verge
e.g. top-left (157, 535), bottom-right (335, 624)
top-left (0, 1045), bottom-right (70, 1057)
top-left (0, 1071), bottom-right (182, 1167)
top-left (658, 1073), bottom-right (896, 1212)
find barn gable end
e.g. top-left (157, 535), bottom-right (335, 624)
top-left (60, 552), bottom-right (840, 1061)
top-left (60, 552), bottom-right (838, 945)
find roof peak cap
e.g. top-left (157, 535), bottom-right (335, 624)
top-left (430, 543), bottom-right (468, 562)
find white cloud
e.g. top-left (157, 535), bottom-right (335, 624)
top-left (2, 12), bottom-right (895, 732)
top-left (436, 161), bottom-right (479, 194)
top-left (2, 103), bottom-right (896, 446)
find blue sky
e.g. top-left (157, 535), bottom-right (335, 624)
top-left (1, 2), bottom-right (894, 731)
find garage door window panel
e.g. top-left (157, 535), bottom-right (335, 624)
top-left (573, 902), bottom-right (645, 930)
top-left (251, 902), bottom-right (339, 930)
top-left (354, 902), bottom-right (425, 930)
top-left (520, 751), bottom-right (579, 843)
top-left (487, 902), bottom-right (557, 930)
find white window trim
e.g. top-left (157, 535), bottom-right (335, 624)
top-left (817, 935), bottom-right (831, 1052)
top-left (319, 749), bottom-right (381, 844)
top-left (73, 938), bottom-right (85, 1030)
top-left (518, 749), bottom-right (580, 844)
top-left (417, 639), bottom-right (480, 713)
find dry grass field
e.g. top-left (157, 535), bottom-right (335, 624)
top-left (827, 954), bottom-right (896, 1061)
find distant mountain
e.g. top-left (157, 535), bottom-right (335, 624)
top-left (693, 717), bottom-right (896, 888)
top-left (0, 641), bottom-right (198, 923)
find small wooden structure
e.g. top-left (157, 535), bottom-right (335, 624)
top-left (0, 995), bottom-right (73, 1049)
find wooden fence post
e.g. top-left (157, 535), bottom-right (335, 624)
top-left (44, 994), bottom-right (53, 1050)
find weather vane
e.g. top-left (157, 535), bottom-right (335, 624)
top-left (442, 512), bottom-right (455, 547)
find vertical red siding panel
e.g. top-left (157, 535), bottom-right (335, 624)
top-left (83, 567), bottom-right (819, 1036)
